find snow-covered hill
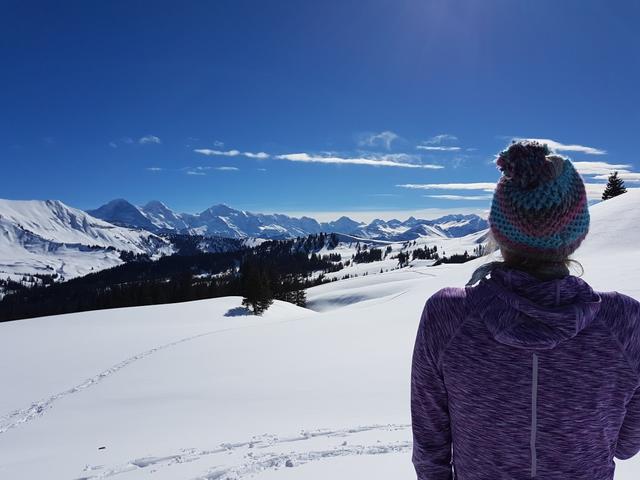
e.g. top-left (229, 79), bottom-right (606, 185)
top-left (0, 190), bottom-right (639, 479)
top-left (572, 187), bottom-right (640, 299)
top-left (0, 199), bottom-right (172, 282)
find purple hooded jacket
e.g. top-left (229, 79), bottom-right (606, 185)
top-left (411, 263), bottom-right (640, 479)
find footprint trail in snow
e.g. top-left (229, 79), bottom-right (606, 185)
top-left (74, 423), bottom-right (412, 479)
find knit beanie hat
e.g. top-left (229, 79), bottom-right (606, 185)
top-left (488, 140), bottom-right (590, 262)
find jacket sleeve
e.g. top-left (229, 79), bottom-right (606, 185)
top-left (614, 293), bottom-right (640, 461)
top-left (411, 297), bottom-right (454, 479)
top-left (615, 386), bottom-right (640, 460)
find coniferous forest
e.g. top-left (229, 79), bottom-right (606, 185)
top-left (0, 233), bottom-right (342, 322)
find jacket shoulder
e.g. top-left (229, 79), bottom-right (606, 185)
top-left (597, 291), bottom-right (640, 378)
top-left (420, 286), bottom-right (471, 367)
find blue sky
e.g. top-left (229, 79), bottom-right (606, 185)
top-left (2, 0), bottom-right (639, 222)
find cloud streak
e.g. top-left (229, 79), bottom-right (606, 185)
top-left (276, 152), bottom-right (443, 169)
top-left (416, 145), bottom-right (461, 151)
top-left (515, 137), bottom-right (606, 155)
top-left (571, 161), bottom-right (633, 175)
top-left (139, 135), bottom-right (162, 145)
top-left (424, 134), bottom-right (458, 144)
top-left (397, 182), bottom-right (496, 191)
top-left (425, 194), bottom-right (493, 200)
top-left (195, 144), bottom-right (445, 169)
top-left (592, 172), bottom-right (640, 182)
top-left (583, 183), bottom-right (608, 201)
top-left (195, 149), bottom-right (269, 159)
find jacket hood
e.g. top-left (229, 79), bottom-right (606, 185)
top-left (475, 264), bottom-right (602, 350)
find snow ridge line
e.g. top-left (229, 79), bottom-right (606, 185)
top-left (74, 423), bottom-right (412, 479)
top-left (0, 317), bottom-right (306, 435)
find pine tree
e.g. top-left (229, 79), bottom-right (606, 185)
top-left (602, 171), bottom-right (627, 200)
top-left (240, 256), bottom-right (274, 315)
top-left (293, 287), bottom-right (307, 308)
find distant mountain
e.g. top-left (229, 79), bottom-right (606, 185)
top-left (321, 215), bottom-right (364, 234)
top-left (141, 200), bottom-right (190, 231)
top-left (0, 199), bottom-right (172, 283)
top-left (348, 213), bottom-right (488, 241)
top-left (88, 199), bottom-right (488, 241)
top-left (87, 198), bottom-right (157, 232)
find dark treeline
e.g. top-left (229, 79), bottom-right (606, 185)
top-left (433, 250), bottom-right (480, 265)
top-left (353, 247), bottom-right (383, 263)
top-left (411, 245), bottom-right (439, 260)
top-left (0, 232), bottom-right (343, 322)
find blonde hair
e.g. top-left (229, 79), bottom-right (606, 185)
top-left (484, 230), bottom-right (584, 278)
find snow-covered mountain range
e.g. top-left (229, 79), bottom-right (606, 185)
top-left (0, 197), bottom-right (488, 285)
top-left (87, 198), bottom-right (489, 240)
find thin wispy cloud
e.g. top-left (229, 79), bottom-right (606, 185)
top-left (417, 145), bottom-right (461, 151)
top-left (515, 137), bottom-right (606, 155)
top-left (194, 149), bottom-right (270, 159)
top-left (185, 136), bottom-right (200, 148)
top-left (584, 183), bottom-right (608, 201)
top-left (425, 194), bottom-right (493, 200)
top-left (244, 152), bottom-right (270, 159)
top-left (109, 137), bottom-right (134, 148)
top-left (571, 161), bottom-right (633, 175)
top-left (195, 144), bottom-right (444, 168)
top-left (146, 167), bottom-right (163, 172)
top-left (183, 166), bottom-right (210, 176)
top-left (182, 165), bottom-right (239, 175)
top-left (397, 182), bottom-right (496, 192)
top-left (424, 134), bottom-right (458, 144)
top-left (592, 172), bottom-right (640, 182)
top-left (276, 152), bottom-right (443, 169)
top-left (358, 131), bottom-right (399, 150)
top-left (417, 133), bottom-right (467, 153)
top-left (139, 135), bottom-right (162, 145)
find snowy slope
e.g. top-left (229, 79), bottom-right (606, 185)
top-left (0, 199), bottom-right (172, 282)
top-left (0, 191), bottom-right (638, 479)
top-left (572, 188), bottom-right (640, 299)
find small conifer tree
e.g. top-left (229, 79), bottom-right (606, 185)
top-left (601, 171), bottom-right (627, 200)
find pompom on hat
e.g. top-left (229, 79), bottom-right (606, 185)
top-left (488, 140), bottom-right (590, 262)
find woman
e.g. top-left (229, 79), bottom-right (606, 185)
top-left (410, 140), bottom-right (640, 479)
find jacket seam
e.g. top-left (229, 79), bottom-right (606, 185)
top-left (435, 290), bottom-right (472, 372)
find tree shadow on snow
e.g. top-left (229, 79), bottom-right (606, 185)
top-left (224, 306), bottom-right (253, 317)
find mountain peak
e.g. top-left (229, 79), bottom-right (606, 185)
top-left (88, 199), bottom-right (156, 230)
top-left (143, 200), bottom-right (169, 210)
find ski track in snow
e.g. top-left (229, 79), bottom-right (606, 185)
top-left (73, 423), bottom-right (412, 480)
top-left (0, 318), bottom-right (308, 436)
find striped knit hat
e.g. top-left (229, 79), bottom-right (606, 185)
top-left (488, 140), bottom-right (590, 261)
